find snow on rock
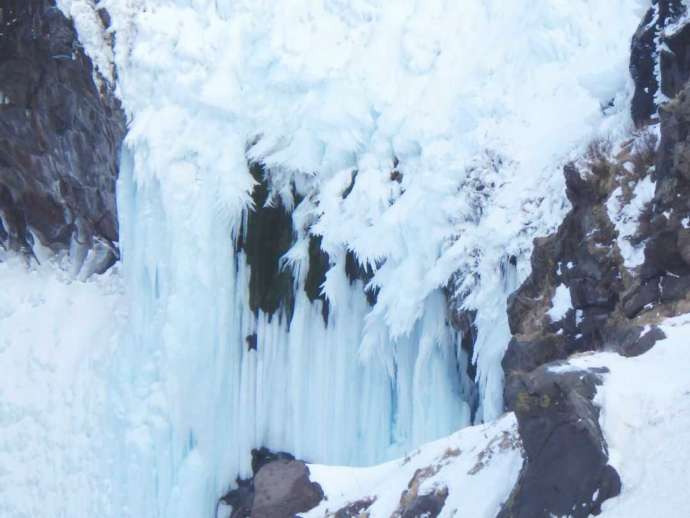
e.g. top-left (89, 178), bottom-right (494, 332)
top-left (0, 257), bottom-right (125, 517)
top-left (606, 164), bottom-right (656, 269)
top-left (563, 314), bottom-right (690, 516)
top-left (56, 0), bottom-right (116, 84)
top-left (305, 413), bottom-right (523, 518)
top-left (548, 284), bottom-right (573, 322)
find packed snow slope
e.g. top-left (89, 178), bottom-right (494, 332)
top-left (561, 317), bottom-right (690, 518)
top-left (0, 0), bottom-right (670, 517)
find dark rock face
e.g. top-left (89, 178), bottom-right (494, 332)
top-left (505, 151), bottom-right (631, 375)
top-left (220, 448), bottom-right (323, 518)
top-left (237, 161), bottom-right (380, 324)
top-left (631, 68), bottom-right (690, 318)
top-left (237, 163), bottom-right (296, 321)
top-left (499, 139), bottom-right (683, 516)
top-left (499, 367), bottom-right (621, 518)
top-left (305, 234), bottom-right (330, 322)
top-left (345, 249), bottom-right (378, 305)
top-left (660, 18), bottom-right (690, 100)
top-left (499, 150), bottom-right (634, 515)
top-left (630, 0), bottom-right (686, 126)
top-left (0, 0), bottom-right (126, 273)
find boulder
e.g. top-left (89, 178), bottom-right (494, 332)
top-left (220, 448), bottom-right (323, 518)
top-left (500, 367), bottom-right (621, 518)
top-left (252, 460), bottom-right (324, 518)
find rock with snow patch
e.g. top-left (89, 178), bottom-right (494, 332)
top-left (660, 19), bottom-right (690, 100)
top-left (500, 366), bottom-right (621, 518)
top-left (630, 0), bottom-right (687, 127)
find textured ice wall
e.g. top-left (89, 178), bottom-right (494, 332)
top-left (114, 141), bottom-right (470, 517)
top-left (57, 0), bottom-right (650, 515)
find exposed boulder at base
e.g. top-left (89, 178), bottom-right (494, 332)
top-left (0, 0), bottom-right (126, 274)
top-left (499, 366), bottom-right (620, 518)
top-left (220, 448), bottom-right (324, 518)
top-left (252, 460), bottom-right (324, 518)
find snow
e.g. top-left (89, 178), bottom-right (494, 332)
top-left (56, 0), bottom-right (116, 85)
top-left (606, 167), bottom-right (656, 269)
top-left (0, 257), bottom-right (125, 517)
top-left (305, 413), bottom-right (523, 518)
top-left (548, 284), bottom-right (573, 322)
top-left (564, 315), bottom-right (690, 516)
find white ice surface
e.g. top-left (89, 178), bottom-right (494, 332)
top-left (89, 0), bottom-right (648, 430)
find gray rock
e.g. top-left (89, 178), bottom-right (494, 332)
top-left (219, 448), bottom-right (323, 518)
top-left (500, 367), bottom-right (621, 518)
top-left (0, 0), bottom-right (126, 272)
top-left (399, 487), bottom-right (448, 518)
top-left (252, 460), bottom-right (324, 518)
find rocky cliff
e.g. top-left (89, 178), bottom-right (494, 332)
top-left (498, 1), bottom-right (690, 516)
top-left (0, 0), bottom-right (125, 275)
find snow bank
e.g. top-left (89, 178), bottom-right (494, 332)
top-left (305, 413), bottom-right (523, 518)
top-left (566, 316), bottom-right (690, 516)
top-left (0, 258), bottom-right (125, 517)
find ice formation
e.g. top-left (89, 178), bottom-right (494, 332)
top-left (0, 0), bottom-right (656, 516)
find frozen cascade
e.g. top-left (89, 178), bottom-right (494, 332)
top-left (472, 256), bottom-right (519, 423)
top-left (53, 0), bottom-right (650, 515)
top-left (114, 142), bottom-right (470, 517)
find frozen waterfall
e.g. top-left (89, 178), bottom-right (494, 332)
top-left (113, 140), bottom-right (472, 517)
top-left (50, 0), bottom-right (648, 515)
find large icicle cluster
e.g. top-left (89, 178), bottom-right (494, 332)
top-left (47, 0), bottom-right (651, 516)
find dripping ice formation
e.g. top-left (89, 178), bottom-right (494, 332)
top-left (115, 144), bottom-right (471, 518)
top-left (29, 0), bottom-right (651, 516)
